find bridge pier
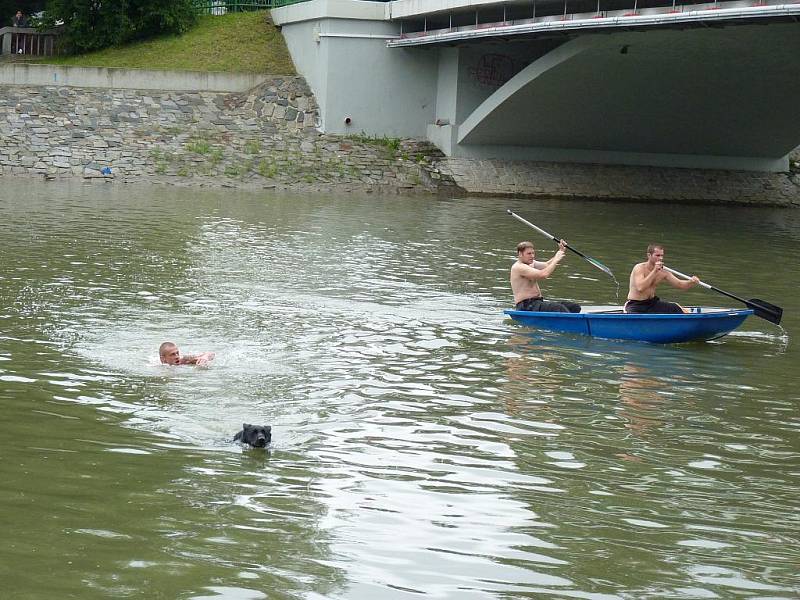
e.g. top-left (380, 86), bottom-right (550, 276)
top-left (273, 1), bottom-right (437, 137)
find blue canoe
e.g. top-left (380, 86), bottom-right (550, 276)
top-left (504, 306), bottom-right (754, 344)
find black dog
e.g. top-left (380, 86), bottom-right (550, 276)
top-left (234, 423), bottom-right (272, 448)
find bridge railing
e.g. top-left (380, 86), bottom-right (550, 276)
top-left (395, 0), bottom-right (798, 38)
top-left (192, 0), bottom-right (385, 14)
top-left (270, 0), bottom-right (391, 4)
top-left (0, 27), bottom-right (59, 56)
top-left (191, 0), bottom-right (277, 14)
top-left (191, 0), bottom-right (390, 10)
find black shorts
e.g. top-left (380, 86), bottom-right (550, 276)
top-left (515, 297), bottom-right (581, 313)
top-left (624, 296), bottom-right (684, 314)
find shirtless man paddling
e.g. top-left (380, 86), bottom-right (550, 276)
top-left (511, 240), bottom-right (580, 313)
top-left (625, 244), bottom-right (699, 314)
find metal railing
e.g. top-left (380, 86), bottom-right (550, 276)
top-left (0, 27), bottom-right (59, 56)
top-left (270, 0), bottom-right (314, 7)
top-left (391, 0), bottom-right (800, 42)
top-left (191, 0), bottom-right (276, 15)
top-left (191, 0), bottom-right (390, 12)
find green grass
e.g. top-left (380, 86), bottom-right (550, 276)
top-left (245, 140), bottom-right (262, 154)
top-left (30, 11), bottom-right (295, 74)
top-left (258, 158), bottom-right (278, 178)
top-left (346, 134), bottom-right (402, 158)
top-left (186, 139), bottom-right (212, 154)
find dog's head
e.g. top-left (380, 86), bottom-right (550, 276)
top-left (235, 423), bottom-right (272, 448)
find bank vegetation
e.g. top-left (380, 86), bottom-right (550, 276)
top-left (27, 10), bottom-right (295, 74)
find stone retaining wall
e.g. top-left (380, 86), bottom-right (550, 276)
top-left (0, 73), bottom-right (798, 205)
top-left (435, 158), bottom-right (800, 207)
top-left (0, 76), bottom-right (456, 193)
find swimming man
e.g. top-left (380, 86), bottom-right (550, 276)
top-left (159, 342), bottom-right (215, 367)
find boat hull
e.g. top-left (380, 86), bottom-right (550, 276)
top-left (504, 306), bottom-right (753, 344)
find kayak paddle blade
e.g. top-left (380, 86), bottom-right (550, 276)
top-left (747, 298), bottom-right (783, 325)
top-left (586, 256), bottom-right (615, 279)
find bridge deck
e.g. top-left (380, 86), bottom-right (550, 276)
top-left (388, 0), bottom-right (800, 46)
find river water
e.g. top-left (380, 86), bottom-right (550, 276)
top-left (1, 180), bottom-right (798, 600)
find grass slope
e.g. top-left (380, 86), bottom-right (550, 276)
top-left (32, 11), bottom-right (295, 74)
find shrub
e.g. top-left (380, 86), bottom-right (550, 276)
top-left (44, 0), bottom-right (197, 54)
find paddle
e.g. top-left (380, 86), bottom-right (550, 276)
top-left (506, 209), bottom-right (615, 279)
top-left (664, 266), bottom-right (783, 325)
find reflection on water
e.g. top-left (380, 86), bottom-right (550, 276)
top-left (618, 363), bottom-right (668, 438)
top-left (0, 180), bottom-right (798, 599)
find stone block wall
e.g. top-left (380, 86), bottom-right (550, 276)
top-left (0, 73), bottom-right (797, 204)
top-left (0, 76), bottom-right (452, 193)
top-left (435, 158), bottom-right (800, 206)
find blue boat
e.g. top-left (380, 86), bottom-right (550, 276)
top-left (504, 306), bottom-right (754, 344)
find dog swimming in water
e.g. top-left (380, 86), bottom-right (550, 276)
top-left (233, 423), bottom-right (272, 448)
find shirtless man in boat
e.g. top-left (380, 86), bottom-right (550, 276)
top-left (159, 342), bottom-right (215, 367)
top-left (511, 240), bottom-right (581, 313)
top-left (625, 244), bottom-right (700, 314)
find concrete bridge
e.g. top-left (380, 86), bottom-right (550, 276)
top-left (272, 0), bottom-right (800, 172)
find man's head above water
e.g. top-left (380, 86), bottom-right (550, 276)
top-left (159, 342), bottom-right (215, 367)
top-left (159, 341), bottom-right (181, 365)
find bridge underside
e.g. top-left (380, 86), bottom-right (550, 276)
top-left (272, 0), bottom-right (800, 173)
top-left (431, 23), bottom-right (800, 171)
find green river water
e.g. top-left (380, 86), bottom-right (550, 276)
top-left (1, 180), bottom-right (798, 600)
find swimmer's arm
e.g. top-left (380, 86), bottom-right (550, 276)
top-left (180, 352), bottom-right (216, 366)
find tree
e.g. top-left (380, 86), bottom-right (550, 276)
top-left (44, 1), bottom-right (127, 52)
top-left (1, 0), bottom-right (46, 26)
top-left (44, 0), bottom-right (196, 53)
top-left (127, 0), bottom-right (196, 37)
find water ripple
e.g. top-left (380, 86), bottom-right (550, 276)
top-left (1, 183), bottom-right (798, 599)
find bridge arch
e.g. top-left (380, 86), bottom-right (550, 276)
top-left (452, 24), bottom-right (800, 171)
